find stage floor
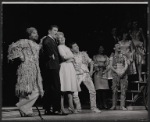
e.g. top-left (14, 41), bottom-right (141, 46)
top-left (2, 107), bottom-right (148, 121)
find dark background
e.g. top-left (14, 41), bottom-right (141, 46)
top-left (2, 4), bottom-right (148, 106)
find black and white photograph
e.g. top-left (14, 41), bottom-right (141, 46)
top-left (1, 1), bottom-right (149, 121)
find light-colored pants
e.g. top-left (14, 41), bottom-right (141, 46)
top-left (16, 89), bottom-right (39, 114)
top-left (73, 73), bottom-right (97, 110)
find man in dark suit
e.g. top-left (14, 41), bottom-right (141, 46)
top-left (42, 25), bottom-right (67, 115)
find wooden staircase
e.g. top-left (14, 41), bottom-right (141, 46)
top-left (109, 72), bottom-right (148, 110)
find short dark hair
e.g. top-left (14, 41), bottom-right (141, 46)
top-left (49, 25), bottom-right (59, 31)
top-left (68, 42), bottom-right (77, 49)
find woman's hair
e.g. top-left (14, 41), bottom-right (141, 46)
top-left (57, 31), bottom-right (64, 36)
top-left (56, 31), bottom-right (64, 40)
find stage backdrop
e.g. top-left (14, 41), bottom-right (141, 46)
top-left (2, 3), bottom-right (148, 106)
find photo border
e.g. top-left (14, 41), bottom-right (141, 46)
top-left (0, 0), bottom-right (149, 122)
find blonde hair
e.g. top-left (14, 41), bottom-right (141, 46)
top-left (56, 31), bottom-right (64, 40)
top-left (57, 31), bottom-right (64, 36)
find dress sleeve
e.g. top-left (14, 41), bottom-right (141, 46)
top-left (8, 40), bottom-right (24, 61)
top-left (58, 45), bottom-right (74, 60)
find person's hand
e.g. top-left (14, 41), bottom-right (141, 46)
top-left (66, 58), bottom-right (74, 63)
top-left (116, 70), bottom-right (125, 77)
top-left (39, 90), bottom-right (44, 98)
top-left (52, 54), bottom-right (55, 60)
top-left (89, 71), bottom-right (93, 77)
top-left (20, 55), bottom-right (24, 61)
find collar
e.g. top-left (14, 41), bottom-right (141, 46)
top-left (48, 35), bottom-right (55, 41)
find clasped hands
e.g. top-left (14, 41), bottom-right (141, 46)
top-left (116, 69), bottom-right (126, 77)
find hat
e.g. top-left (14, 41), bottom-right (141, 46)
top-left (26, 27), bottom-right (37, 35)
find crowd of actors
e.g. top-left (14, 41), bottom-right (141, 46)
top-left (7, 21), bottom-right (146, 117)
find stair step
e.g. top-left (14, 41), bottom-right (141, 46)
top-left (109, 99), bottom-right (135, 102)
top-left (118, 100), bottom-right (134, 102)
top-left (141, 72), bottom-right (147, 74)
top-left (131, 81), bottom-right (147, 83)
top-left (127, 106), bottom-right (146, 110)
top-left (117, 90), bottom-right (141, 93)
top-left (109, 106), bottom-right (146, 110)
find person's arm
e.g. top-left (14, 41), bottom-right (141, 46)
top-left (93, 55), bottom-right (99, 72)
top-left (8, 39), bottom-right (25, 62)
top-left (85, 52), bottom-right (93, 76)
top-left (120, 55), bottom-right (128, 76)
top-left (58, 45), bottom-right (74, 62)
top-left (128, 41), bottom-right (135, 62)
top-left (43, 37), bottom-right (56, 60)
top-left (110, 57), bottom-right (118, 74)
top-left (102, 56), bottom-right (110, 74)
top-left (89, 61), bottom-right (94, 76)
top-left (140, 28), bottom-right (146, 51)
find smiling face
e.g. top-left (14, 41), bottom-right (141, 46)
top-left (98, 46), bottom-right (104, 54)
top-left (29, 29), bottom-right (39, 41)
top-left (58, 34), bottom-right (65, 45)
top-left (114, 44), bottom-right (121, 52)
top-left (48, 26), bottom-right (58, 39)
top-left (71, 43), bottom-right (80, 53)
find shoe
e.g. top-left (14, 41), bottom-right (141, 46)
top-left (121, 106), bottom-right (127, 111)
top-left (110, 106), bottom-right (116, 110)
top-left (97, 105), bottom-right (104, 109)
top-left (53, 111), bottom-right (68, 115)
top-left (18, 110), bottom-right (25, 117)
top-left (68, 107), bottom-right (78, 114)
top-left (19, 110), bottom-right (35, 117)
top-left (24, 113), bottom-right (35, 117)
top-left (91, 108), bottom-right (101, 113)
top-left (61, 109), bottom-right (69, 114)
top-left (76, 109), bottom-right (82, 112)
top-left (103, 104), bottom-right (108, 109)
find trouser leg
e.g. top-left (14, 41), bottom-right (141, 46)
top-left (83, 76), bottom-right (96, 110)
top-left (73, 92), bottom-right (81, 110)
top-left (16, 89), bottom-right (39, 114)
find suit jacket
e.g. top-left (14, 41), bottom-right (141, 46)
top-left (42, 36), bottom-right (60, 69)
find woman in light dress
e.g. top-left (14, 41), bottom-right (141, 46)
top-left (118, 29), bottom-right (137, 75)
top-left (93, 45), bottom-right (110, 109)
top-left (8, 27), bottom-right (44, 117)
top-left (129, 21), bottom-right (146, 82)
top-left (57, 32), bottom-right (80, 114)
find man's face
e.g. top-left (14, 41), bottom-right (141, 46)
top-left (71, 43), bottom-right (79, 53)
top-left (133, 21), bottom-right (138, 28)
top-left (99, 46), bottom-right (104, 54)
top-left (50, 27), bottom-right (58, 39)
top-left (30, 30), bottom-right (39, 40)
top-left (114, 44), bottom-right (121, 52)
top-left (123, 33), bottom-right (128, 40)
